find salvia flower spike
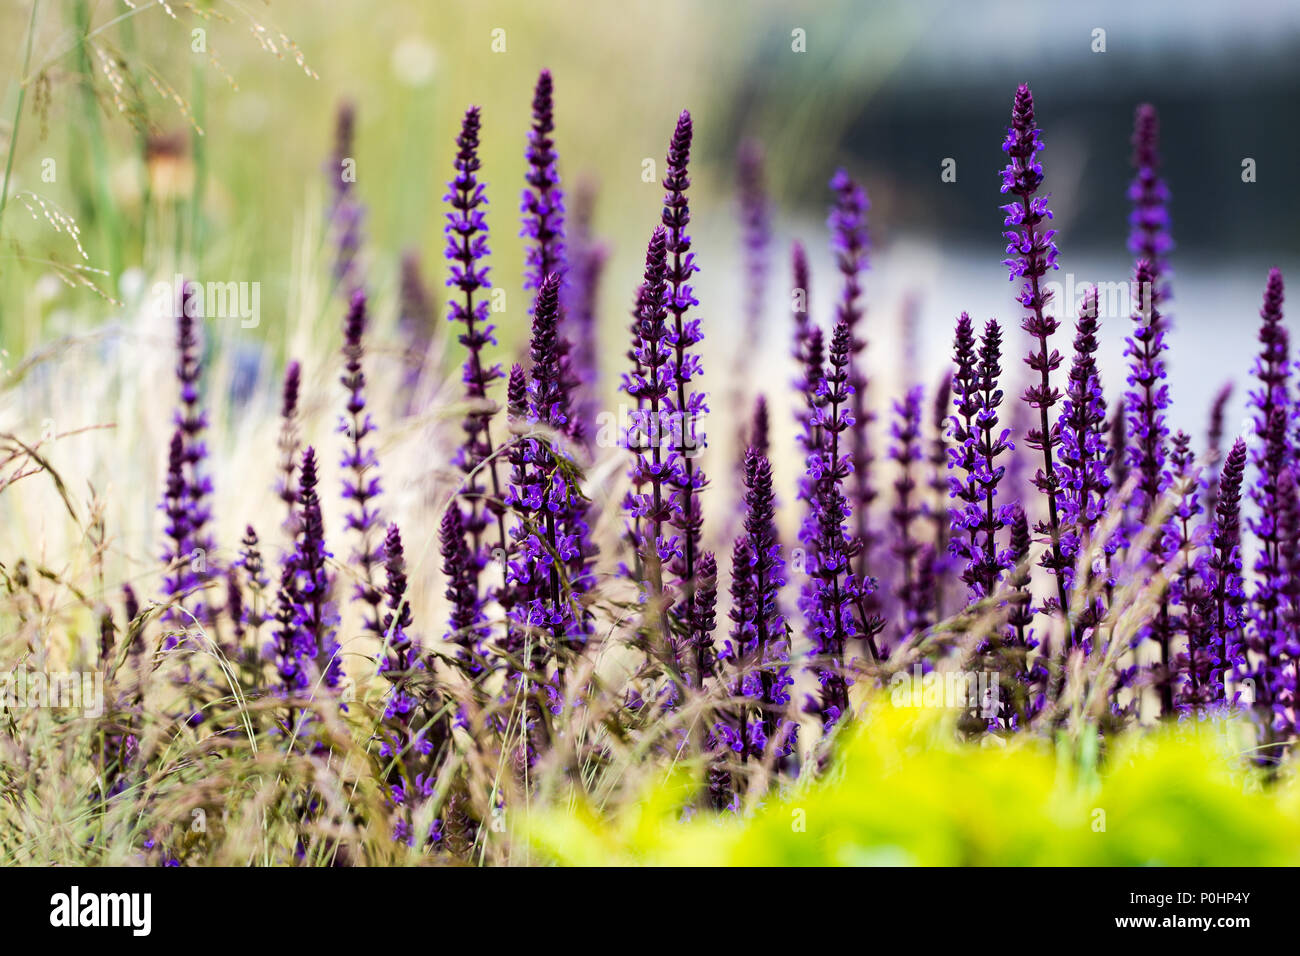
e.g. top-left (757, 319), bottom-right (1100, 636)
top-left (1000, 83), bottom-right (1071, 639)
top-left (660, 109), bottom-right (709, 650)
top-left (445, 106), bottom-right (510, 595)
top-left (340, 288), bottom-right (386, 636)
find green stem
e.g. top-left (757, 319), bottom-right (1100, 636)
top-left (0, 0), bottom-right (42, 238)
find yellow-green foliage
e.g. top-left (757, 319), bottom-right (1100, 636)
top-left (527, 700), bottom-right (1300, 866)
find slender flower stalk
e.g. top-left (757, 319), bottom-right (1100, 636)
top-left (736, 138), bottom-right (771, 347)
top-left (397, 251), bottom-right (437, 402)
top-left (266, 448), bottom-right (341, 738)
top-left (173, 279), bottom-right (216, 623)
top-left (340, 289), bottom-right (385, 636)
top-left (1109, 396), bottom-right (1130, 493)
top-left (1204, 382), bottom-right (1233, 521)
top-left (720, 451), bottom-right (796, 760)
top-left (622, 227), bottom-right (680, 670)
top-left (327, 99), bottom-right (364, 296)
top-left (1000, 84), bottom-right (1071, 639)
top-left (829, 170), bottom-right (877, 598)
top-left (948, 315), bottom-right (1014, 598)
top-left (564, 177), bottom-right (607, 441)
top-left (749, 394), bottom-right (769, 462)
top-left (805, 321), bottom-right (864, 727)
top-left (1271, 468), bottom-right (1300, 738)
top-left (506, 274), bottom-right (593, 690)
top-left (1057, 286), bottom-right (1111, 632)
top-left (1002, 505), bottom-right (1042, 724)
top-left (1206, 439), bottom-right (1248, 707)
top-left (294, 448), bottom-right (342, 697)
top-left (276, 360), bottom-right (302, 529)
top-left (1243, 269), bottom-right (1289, 740)
top-left (378, 524), bottom-right (447, 846)
top-left (1168, 432), bottom-right (1210, 708)
top-left (927, 370), bottom-right (953, 618)
top-left (1124, 258), bottom-right (1175, 713)
top-left (521, 70), bottom-right (566, 300)
top-left (660, 111), bottom-right (709, 650)
top-left (440, 505), bottom-right (489, 683)
top-left (1128, 103), bottom-right (1172, 299)
top-left (445, 106), bottom-right (510, 594)
top-left (889, 385), bottom-right (927, 638)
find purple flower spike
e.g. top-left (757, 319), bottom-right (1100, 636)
top-left (340, 288), bottom-right (385, 635)
top-left (398, 252), bottom-right (437, 404)
top-left (622, 227), bottom-right (682, 668)
top-left (521, 70), bottom-right (566, 297)
top-left (276, 360), bottom-right (302, 528)
top-left (168, 279), bottom-right (217, 624)
top-left (749, 394), bottom-right (770, 462)
top-left (1128, 104), bottom-right (1172, 300)
top-left (659, 110), bottom-right (710, 652)
top-left (721, 450), bottom-right (797, 760)
top-left (1000, 84), bottom-right (1071, 637)
top-left (327, 99), bottom-right (365, 296)
top-left (1123, 258), bottom-right (1175, 711)
top-left (506, 274), bottom-right (594, 673)
top-left (1270, 468), bottom-right (1300, 738)
top-left (1057, 286), bottom-right (1112, 632)
top-left (378, 523), bottom-right (447, 846)
top-left (1124, 260), bottom-right (1172, 526)
top-left (564, 178), bottom-right (608, 443)
top-left (829, 169), bottom-right (877, 598)
top-left (736, 138), bottom-right (771, 346)
top-left (1203, 382), bottom-right (1234, 520)
top-left (947, 315), bottom-right (1014, 598)
top-left (1003, 504), bottom-right (1045, 723)
top-left (889, 385), bottom-right (929, 639)
top-left (440, 505), bottom-right (489, 681)
top-left (926, 370), bottom-right (954, 619)
top-left (1243, 269), bottom-right (1289, 744)
top-left (1205, 440), bottom-right (1248, 708)
top-left (804, 321), bottom-right (872, 729)
top-left (266, 447), bottom-right (342, 738)
top-left (445, 106), bottom-right (510, 595)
